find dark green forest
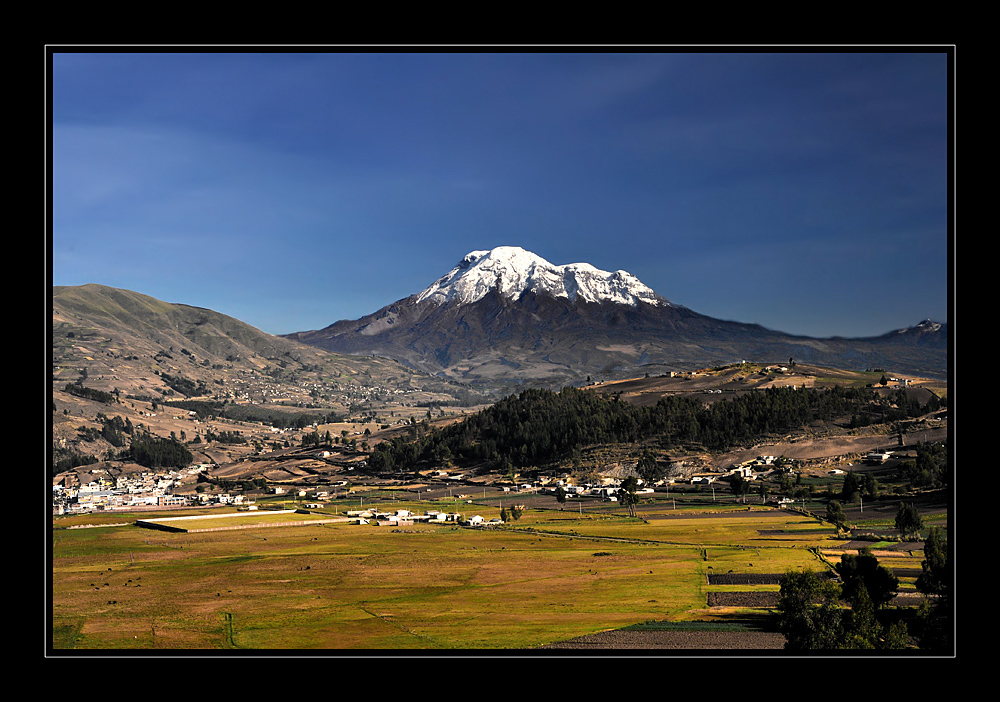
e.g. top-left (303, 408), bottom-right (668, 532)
top-left (122, 434), bottom-right (193, 469)
top-left (369, 385), bottom-right (941, 473)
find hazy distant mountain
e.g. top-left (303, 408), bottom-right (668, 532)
top-left (285, 247), bottom-right (948, 388)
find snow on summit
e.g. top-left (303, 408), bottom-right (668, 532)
top-left (415, 246), bottom-right (665, 307)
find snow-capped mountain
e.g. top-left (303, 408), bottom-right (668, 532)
top-left (285, 247), bottom-right (947, 389)
top-left (415, 246), bottom-right (666, 308)
top-left (893, 319), bottom-right (942, 336)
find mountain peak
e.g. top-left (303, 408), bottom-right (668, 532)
top-left (415, 246), bottom-right (666, 308)
top-left (893, 319), bottom-right (945, 335)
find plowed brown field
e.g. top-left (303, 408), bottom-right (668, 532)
top-left (541, 629), bottom-right (786, 649)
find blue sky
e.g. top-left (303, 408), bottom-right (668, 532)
top-left (50, 51), bottom-right (951, 339)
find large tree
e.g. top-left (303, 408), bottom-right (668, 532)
top-left (777, 570), bottom-right (845, 650)
top-left (729, 474), bottom-right (751, 501)
top-left (835, 547), bottom-right (900, 609)
top-left (915, 526), bottom-right (952, 651)
top-left (840, 472), bottom-right (861, 502)
top-left (915, 527), bottom-right (949, 598)
top-left (637, 450), bottom-right (663, 484)
top-left (841, 584), bottom-right (881, 649)
top-left (895, 502), bottom-right (924, 537)
top-left (555, 486), bottom-right (567, 509)
top-left (826, 500), bottom-right (847, 530)
top-left (778, 567), bottom-right (908, 650)
top-left (618, 475), bottom-right (639, 518)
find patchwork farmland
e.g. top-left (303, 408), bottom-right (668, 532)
top-left (51, 494), bottom-right (941, 651)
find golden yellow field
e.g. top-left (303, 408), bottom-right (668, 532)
top-left (51, 503), bottom-right (852, 650)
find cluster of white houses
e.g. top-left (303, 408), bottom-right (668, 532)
top-left (342, 508), bottom-right (494, 527)
top-left (52, 464), bottom-right (242, 515)
top-left (53, 485), bottom-right (190, 513)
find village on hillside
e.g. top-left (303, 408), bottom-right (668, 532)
top-left (51, 446), bottom-right (906, 518)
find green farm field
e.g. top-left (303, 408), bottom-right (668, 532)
top-left (51, 503), bottom-right (845, 650)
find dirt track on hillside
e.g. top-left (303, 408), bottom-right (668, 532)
top-left (708, 426), bottom-right (947, 471)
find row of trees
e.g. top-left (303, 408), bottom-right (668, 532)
top-left (208, 476), bottom-right (267, 492)
top-left (828, 497), bottom-right (929, 540)
top-left (63, 383), bottom-right (117, 404)
top-left (500, 504), bottom-right (524, 523)
top-left (164, 399), bottom-right (344, 429)
top-left (157, 372), bottom-right (208, 398)
top-left (52, 449), bottom-right (100, 474)
top-left (203, 428), bottom-right (246, 445)
top-left (839, 470), bottom-right (880, 502)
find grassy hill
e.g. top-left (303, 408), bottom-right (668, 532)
top-left (585, 362), bottom-right (947, 407)
top-left (51, 284), bottom-right (488, 478)
top-left (52, 284), bottom-right (484, 403)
